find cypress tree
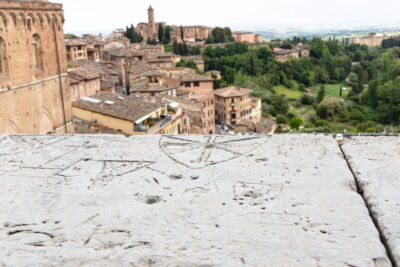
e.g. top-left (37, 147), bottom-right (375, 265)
top-left (180, 25), bottom-right (184, 42)
top-left (158, 25), bottom-right (164, 43)
top-left (317, 86), bottom-right (326, 103)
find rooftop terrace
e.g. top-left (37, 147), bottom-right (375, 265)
top-left (0, 134), bottom-right (399, 266)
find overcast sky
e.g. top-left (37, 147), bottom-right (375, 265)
top-left (57, 0), bottom-right (400, 34)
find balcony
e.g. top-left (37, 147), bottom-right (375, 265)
top-left (146, 109), bottom-right (182, 134)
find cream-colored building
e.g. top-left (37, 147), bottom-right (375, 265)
top-left (66, 40), bottom-right (88, 62)
top-left (72, 93), bottom-right (184, 135)
top-left (214, 86), bottom-right (261, 126)
top-left (0, 0), bottom-right (73, 134)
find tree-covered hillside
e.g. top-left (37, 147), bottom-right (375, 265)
top-left (203, 39), bottom-right (400, 133)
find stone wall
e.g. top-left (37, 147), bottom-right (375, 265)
top-left (0, 134), bottom-right (396, 266)
top-left (0, 0), bottom-right (72, 133)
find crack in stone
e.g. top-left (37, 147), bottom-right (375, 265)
top-left (339, 144), bottom-right (397, 267)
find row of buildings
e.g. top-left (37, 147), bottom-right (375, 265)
top-left (135, 6), bottom-right (263, 44)
top-left (273, 44), bottom-right (310, 62)
top-left (343, 33), bottom-right (390, 47)
top-left (0, 0), bottom-right (265, 135)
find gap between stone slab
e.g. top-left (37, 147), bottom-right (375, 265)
top-left (339, 144), bottom-right (397, 267)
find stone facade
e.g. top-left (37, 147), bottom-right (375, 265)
top-left (136, 7), bottom-right (212, 43)
top-left (233, 31), bottom-right (264, 43)
top-left (171, 25), bottom-right (213, 43)
top-left (273, 45), bottom-right (310, 62)
top-left (0, 0), bottom-right (73, 134)
top-left (68, 68), bottom-right (101, 102)
top-left (215, 86), bottom-right (261, 126)
top-left (344, 33), bottom-right (390, 47)
top-left (192, 94), bottom-right (215, 134)
top-left (136, 7), bottom-right (166, 42)
top-left (65, 40), bottom-right (88, 62)
top-left (178, 73), bottom-right (215, 134)
top-left (179, 73), bottom-right (214, 95)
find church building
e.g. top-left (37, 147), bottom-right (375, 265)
top-left (0, 0), bottom-right (73, 134)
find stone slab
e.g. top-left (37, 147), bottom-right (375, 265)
top-left (0, 134), bottom-right (391, 266)
top-left (342, 136), bottom-right (400, 266)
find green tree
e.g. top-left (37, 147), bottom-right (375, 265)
top-left (147, 39), bottom-right (157, 45)
top-left (158, 25), bottom-right (164, 43)
top-left (316, 85), bottom-right (326, 104)
top-left (164, 26), bottom-right (172, 44)
top-left (365, 80), bottom-right (379, 108)
top-left (172, 41), bottom-right (179, 54)
top-left (276, 115), bottom-right (287, 124)
top-left (316, 98), bottom-right (346, 120)
top-left (289, 117), bottom-right (303, 130)
top-left (267, 95), bottom-right (289, 116)
top-left (180, 25), bottom-right (184, 42)
top-left (249, 55), bottom-right (257, 76)
top-left (376, 76), bottom-right (400, 123)
top-left (205, 27), bottom-right (234, 44)
top-left (124, 25), bottom-right (142, 43)
top-left (301, 94), bottom-right (314, 105)
top-left (176, 60), bottom-right (199, 71)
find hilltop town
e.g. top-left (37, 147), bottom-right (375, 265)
top-left (1, 1), bottom-right (400, 135)
top-left (1, 1), bottom-right (400, 266)
top-left (0, 4), bottom-right (267, 135)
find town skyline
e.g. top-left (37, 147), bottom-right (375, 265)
top-left (58, 0), bottom-right (400, 35)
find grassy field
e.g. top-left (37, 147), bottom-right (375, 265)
top-left (164, 44), bottom-right (173, 53)
top-left (272, 82), bottom-right (352, 122)
top-left (311, 82), bottom-right (351, 98)
top-left (273, 85), bottom-right (302, 99)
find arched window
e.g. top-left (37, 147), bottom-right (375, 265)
top-left (0, 37), bottom-right (7, 75)
top-left (32, 34), bottom-right (44, 70)
top-left (27, 18), bottom-right (32, 31)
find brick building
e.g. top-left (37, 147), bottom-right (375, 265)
top-left (273, 45), bottom-right (310, 62)
top-left (180, 73), bottom-right (214, 95)
top-left (0, 0), bottom-right (73, 134)
top-left (233, 31), bottom-right (264, 43)
top-left (136, 6), bottom-right (212, 43)
top-left (68, 68), bottom-right (101, 102)
top-left (66, 40), bottom-right (88, 62)
top-left (136, 6), bottom-right (166, 42)
top-left (171, 25), bottom-right (213, 43)
top-left (343, 33), bottom-right (391, 47)
top-left (214, 86), bottom-right (261, 126)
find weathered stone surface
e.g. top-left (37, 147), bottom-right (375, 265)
top-left (0, 135), bottom-right (391, 266)
top-left (342, 136), bottom-right (400, 266)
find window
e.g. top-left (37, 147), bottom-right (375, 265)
top-left (32, 34), bottom-right (44, 70)
top-left (0, 40), bottom-right (3, 74)
top-left (184, 82), bottom-right (191, 88)
top-left (194, 81), bottom-right (200, 87)
top-left (27, 19), bottom-right (32, 31)
top-left (0, 37), bottom-right (7, 76)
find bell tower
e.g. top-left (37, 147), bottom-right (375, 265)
top-left (148, 5), bottom-right (156, 40)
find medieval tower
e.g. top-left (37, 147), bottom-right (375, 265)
top-left (148, 6), bottom-right (156, 40)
